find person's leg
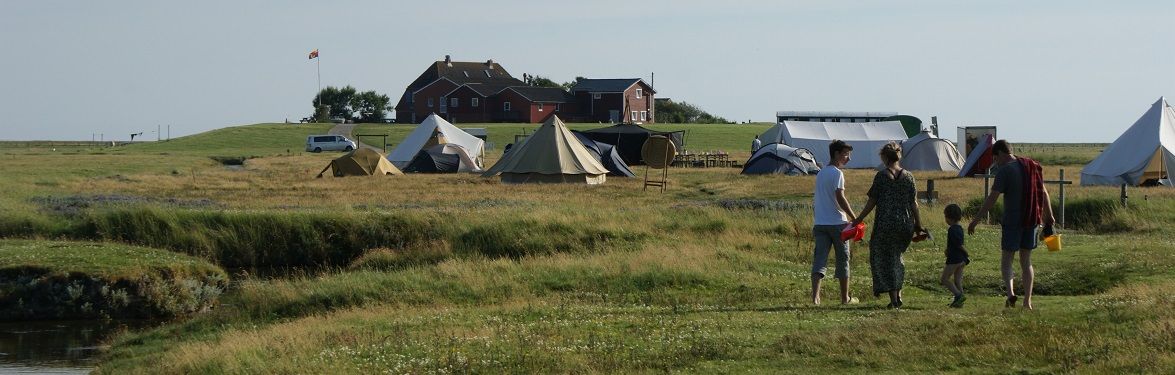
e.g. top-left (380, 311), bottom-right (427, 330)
top-left (1001, 250), bottom-right (1017, 305)
top-left (1020, 249), bottom-right (1034, 309)
top-left (832, 233), bottom-right (853, 304)
top-left (811, 226), bottom-right (832, 305)
top-left (941, 264), bottom-right (962, 296)
top-left (954, 264), bottom-right (965, 294)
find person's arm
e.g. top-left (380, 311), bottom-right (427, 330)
top-left (1041, 184), bottom-right (1056, 227)
top-left (910, 197), bottom-right (922, 232)
top-left (854, 198), bottom-right (876, 225)
top-left (835, 188), bottom-right (856, 223)
top-left (968, 191), bottom-right (1001, 235)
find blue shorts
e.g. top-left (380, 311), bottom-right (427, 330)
top-left (1001, 225), bottom-right (1039, 251)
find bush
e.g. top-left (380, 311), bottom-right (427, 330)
top-left (455, 220), bottom-right (645, 260)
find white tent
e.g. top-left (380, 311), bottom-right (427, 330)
top-left (1081, 97), bottom-right (1175, 186)
top-left (388, 114), bottom-right (485, 169)
top-left (481, 116), bottom-right (609, 184)
top-left (901, 130), bottom-right (965, 171)
top-left (758, 121), bottom-right (908, 169)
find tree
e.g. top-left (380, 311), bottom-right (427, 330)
top-left (350, 91), bottom-right (392, 123)
top-left (654, 99), bottom-right (731, 124)
top-left (524, 74), bottom-right (563, 88)
top-left (561, 76), bottom-right (587, 90)
top-left (311, 86), bottom-right (357, 121)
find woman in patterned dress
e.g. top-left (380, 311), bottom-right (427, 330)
top-left (852, 142), bottom-right (923, 309)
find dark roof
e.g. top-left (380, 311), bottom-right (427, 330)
top-left (462, 82), bottom-right (515, 97)
top-left (570, 78), bottom-right (654, 94)
top-left (405, 60), bottom-right (525, 92)
top-left (505, 87), bottom-right (574, 103)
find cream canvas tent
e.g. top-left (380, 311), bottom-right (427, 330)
top-left (316, 148), bottom-right (402, 177)
top-left (901, 130), bottom-right (965, 171)
top-left (758, 121), bottom-right (908, 169)
top-left (1082, 97), bottom-right (1175, 186)
top-left (482, 116), bottom-right (608, 184)
top-left (388, 114), bottom-right (485, 169)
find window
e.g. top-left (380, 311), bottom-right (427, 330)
top-left (538, 103), bottom-right (544, 112)
top-left (640, 111), bottom-right (647, 121)
top-left (555, 103), bottom-right (561, 112)
top-left (503, 102), bottom-right (511, 111)
top-left (427, 98), bottom-right (433, 107)
top-left (593, 93), bottom-right (601, 99)
top-left (463, 71), bottom-right (470, 78)
top-left (484, 70), bottom-right (491, 77)
top-left (636, 89), bottom-right (642, 98)
top-left (631, 111), bottom-right (638, 121)
top-left (471, 98), bottom-right (479, 107)
top-left (450, 98), bottom-right (459, 108)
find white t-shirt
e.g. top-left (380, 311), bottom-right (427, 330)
top-left (814, 165), bottom-right (848, 225)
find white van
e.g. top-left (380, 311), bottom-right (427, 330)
top-left (306, 135), bottom-right (357, 152)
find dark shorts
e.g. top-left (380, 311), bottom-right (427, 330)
top-left (1001, 224), bottom-right (1039, 251)
top-left (946, 251), bottom-right (970, 265)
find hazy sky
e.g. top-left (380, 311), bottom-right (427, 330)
top-left (1, 1), bottom-right (1171, 142)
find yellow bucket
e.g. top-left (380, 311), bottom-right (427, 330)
top-left (1044, 234), bottom-right (1062, 252)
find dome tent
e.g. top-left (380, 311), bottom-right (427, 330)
top-left (571, 131), bottom-right (636, 177)
top-left (1082, 97), bottom-right (1175, 186)
top-left (481, 115), bottom-right (609, 184)
top-left (317, 148), bottom-right (402, 177)
top-left (901, 130), bottom-right (965, 171)
top-left (580, 124), bottom-right (685, 165)
top-left (741, 143), bottom-right (821, 175)
top-left (388, 114), bottom-right (485, 170)
top-left (402, 143), bottom-right (483, 173)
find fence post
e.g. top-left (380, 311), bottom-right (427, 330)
top-left (1120, 183), bottom-right (1128, 208)
top-left (1058, 169), bottom-right (1065, 229)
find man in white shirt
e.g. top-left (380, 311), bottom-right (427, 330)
top-left (811, 140), bottom-right (858, 305)
top-left (751, 136), bottom-right (762, 153)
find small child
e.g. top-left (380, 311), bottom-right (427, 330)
top-left (942, 204), bottom-right (970, 308)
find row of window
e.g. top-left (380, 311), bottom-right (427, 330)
top-left (630, 110), bottom-right (649, 122)
top-left (426, 97), bottom-right (561, 112)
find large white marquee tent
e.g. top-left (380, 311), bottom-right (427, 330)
top-left (387, 114), bottom-right (485, 169)
top-left (758, 121), bottom-right (909, 169)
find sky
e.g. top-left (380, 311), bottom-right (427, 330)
top-left (1, 1), bottom-right (1171, 142)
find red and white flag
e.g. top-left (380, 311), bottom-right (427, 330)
top-left (308, 49), bottom-right (319, 60)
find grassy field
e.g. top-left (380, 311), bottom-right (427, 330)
top-left (1, 122), bottom-right (1172, 373)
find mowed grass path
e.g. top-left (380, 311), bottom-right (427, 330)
top-left (2, 122), bottom-right (1172, 373)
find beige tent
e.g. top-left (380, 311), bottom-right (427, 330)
top-left (482, 115), bottom-right (608, 184)
top-left (317, 148), bottom-right (403, 177)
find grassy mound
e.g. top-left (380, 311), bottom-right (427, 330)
top-left (0, 240), bottom-right (227, 320)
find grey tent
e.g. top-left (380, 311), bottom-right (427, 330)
top-left (402, 143), bottom-right (482, 173)
top-left (572, 131), bottom-right (636, 177)
top-left (580, 124), bottom-right (685, 165)
top-left (741, 143), bottom-right (821, 175)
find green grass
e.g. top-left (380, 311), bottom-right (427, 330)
top-left (1, 122), bottom-right (1173, 373)
top-left (0, 240), bottom-right (227, 320)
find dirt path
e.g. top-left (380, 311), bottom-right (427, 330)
top-left (327, 123), bottom-right (382, 152)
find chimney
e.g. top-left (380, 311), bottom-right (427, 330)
top-left (486, 59), bottom-right (494, 69)
top-left (444, 55), bottom-right (452, 67)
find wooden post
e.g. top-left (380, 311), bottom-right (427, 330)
top-left (1121, 183), bottom-right (1128, 208)
top-left (1058, 169), bottom-right (1065, 229)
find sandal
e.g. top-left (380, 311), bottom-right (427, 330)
top-left (1005, 295), bottom-right (1017, 308)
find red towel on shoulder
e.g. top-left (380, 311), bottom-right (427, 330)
top-left (1018, 157), bottom-right (1044, 228)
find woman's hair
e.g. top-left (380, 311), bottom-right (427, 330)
top-left (879, 141), bottom-right (902, 165)
top-left (944, 204), bottom-right (963, 221)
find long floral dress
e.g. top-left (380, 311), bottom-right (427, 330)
top-left (867, 169), bottom-right (916, 296)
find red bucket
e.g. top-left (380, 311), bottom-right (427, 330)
top-left (841, 222), bottom-right (866, 242)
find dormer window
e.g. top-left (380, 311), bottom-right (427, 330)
top-left (463, 71), bottom-right (470, 78)
top-left (484, 70), bottom-right (491, 77)
top-left (636, 89), bottom-right (642, 98)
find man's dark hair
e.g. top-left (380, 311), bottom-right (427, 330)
top-left (944, 204), bottom-right (963, 221)
top-left (829, 140), bottom-right (853, 160)
top-left (992, 139), bottom-right (1012, 156)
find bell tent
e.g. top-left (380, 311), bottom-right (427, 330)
top-left (1082, 97), bottom-right (1175, 186)
top-left (572, 131), bottom-right (636, 177)
top-left (758, 121), bottom-right (908, 169)
top-left (317, 148), bottom-right (402, 177)
top-left (901, 130), bottom-right (965, 171)
top-left (958, 134), bottom-right (994, 177)
top-left (388, 114), bottom-right (485, 170)
top-left (741, 143), bottom-right (821, 175)
top-left (580, 124), bottom-right (685, 165)
top-left (402, 143), bottom-right (483, 173)
top-left (481, 116), bottom-right (609, 184)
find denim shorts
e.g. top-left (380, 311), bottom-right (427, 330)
top-left (812, 224), bottom-right (850, 278)
top-left (1001, 224), bottom-right (1039, 251)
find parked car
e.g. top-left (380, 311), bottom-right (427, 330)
top-left (306, 135), bottom-right (356, 152)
